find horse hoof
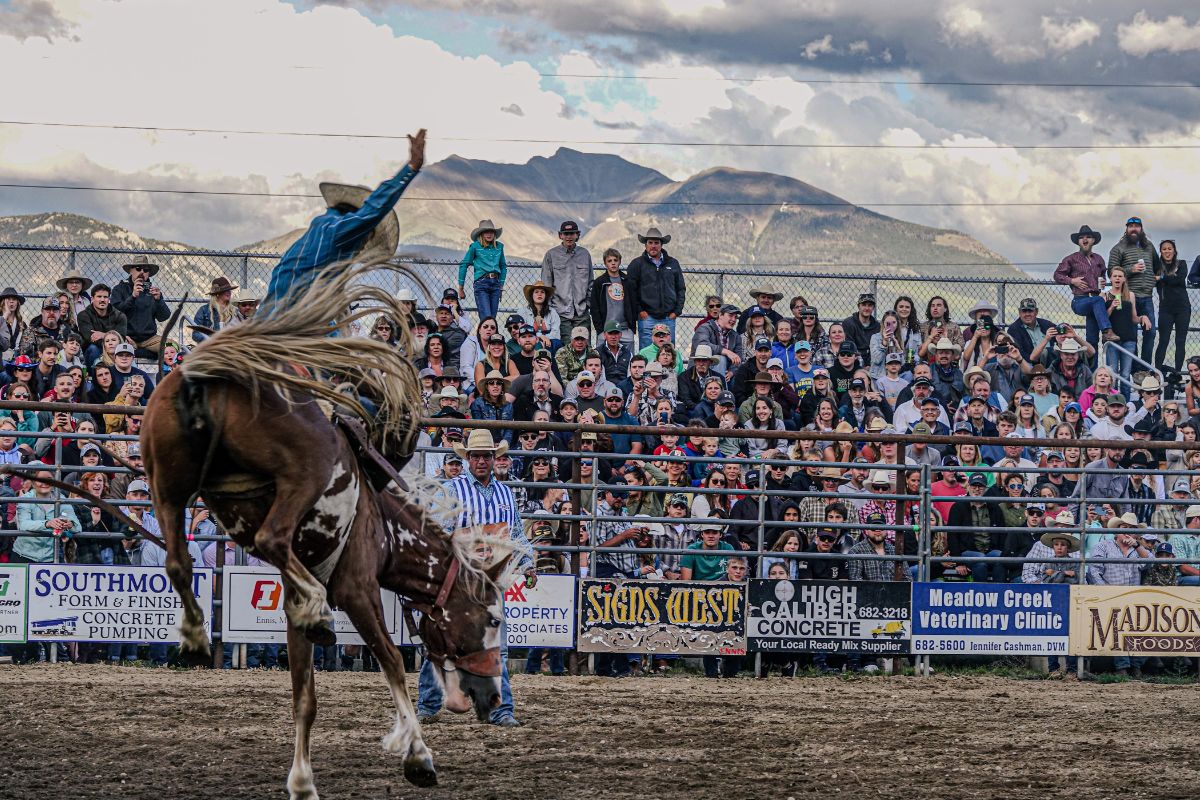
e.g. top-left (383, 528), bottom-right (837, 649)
top-left (403, 756), bottom-right (438, 788)
top-left (302, 620), bottom-right (337, 647)
top-left (180, 644), bottom-right (212, 668)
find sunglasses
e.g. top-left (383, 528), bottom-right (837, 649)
top-left (799, 314), bottom-right (816, 319)
top-left (1007, 483), bottom-right (1024, 490)
top-left (707, 303), bottom-right (721, 309)
top-left (1165, 408), bottom-right (1179, 414)
top-left (520, 434), bottom-right (539, 440)
top-left (710, 479), bottom-right (726, 486)
top-left (531, 459), bottom-right (550, 466)
top-left (653, 332), bottom-right (669, 337)
top-left (1026, 509), bottom-right (1044, 514)
top-left (817, 534), bottom-right (838, 541)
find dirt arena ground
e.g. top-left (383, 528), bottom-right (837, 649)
top-left (2, 664), bottom-right (1198, 799)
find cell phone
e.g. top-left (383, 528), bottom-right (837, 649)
top-left (995, 344), bottom-right (1009, 354)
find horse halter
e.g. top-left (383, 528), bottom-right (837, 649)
top-left (404, 557), bottom-right (502, 678)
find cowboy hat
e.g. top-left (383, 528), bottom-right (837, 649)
top-left (691, 344), bottom-right (719, 362)
top-left (55, 270), bottom-right (93, 293)
top-left (1039, 530), bottom-right (1080, 551)
top-left (208, 276), bottom-right (238, 296)
top-left (122, 254), bottom-right (160, 277)
top-left (637, 227), bottom-right (671, 245)
top-left (1137, 374), bottom-right (1162, 392)
top-left (0, 287), bottom-right (25, 305)
top-left (749, 370), bottom-right (778, 385)
top-left (479, 369), bottom-right (512, 388)
top-left (748, 287), bottom-right (784, 302)
top-left (470, 219), bottom-right (503, 241)
top-left (452, 428), bottom-right (509, 460)
top-left (1057, 338), bottom-right (1081, 354)
top-left (318, 182), bottom-right (399, 264)
top-left (522, 279), bottom-right (555, 304)
top-left (1070, 225), bottom-right (1102, 245)
top-left (818, 466), bottom-right (848, 483)
top-left (967, 300), bottom-right (999, 319)
top-left (933, 337), bottom-right (961, 353)
top-left (235, 296), bottom-right (260, 305)
top-left (1106, 512), bottom-right (1145, 529)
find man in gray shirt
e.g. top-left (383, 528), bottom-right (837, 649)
top-left (1073, 447), bottom-right (1130, 511)
top-left (541, 220), bottom-right (593, 343)
top-left (1107, 216), bottom-right (1159, 364)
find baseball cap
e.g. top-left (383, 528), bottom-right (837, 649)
top-left (505, 313), bottom-right (526, 328)
top-left (1018, 298), bottom-right (1038, 311)
top-left (794, 340), bottom-right (813, 351)
top-left (849, 378), bottom-right (866, 390)
top-left (919, 396), bottom-right (940, 407)
top-left (517, 324), bottom-right (536, 336)
top-left (418, 367), bottom-right (437, 380)
top-left (127, 479), bottom-right (151, 495)
top-left (719, 303), bottom-right (740, 315)
top-left (1156, 542), bottom-right (1175, 556)
top-left (1005, 431), bottom-right (1022, 439)
top-left (838, 342), bottom-right (858, 356)
top-left (79, 443), bottom-right (102, 458)
top-left (559, 220), bottom-right (580, 234)
top-left (558, 396), bottom-right (578, 408)
top-left (953, 422), bottom-right (972, 433)
top-left (812, 367), bottom-right (829, 377)
top-left (126, 443), bottom-right (141, 457)
top-left (487, 333), bottom-right (505, 345)
top-left (667, 493), bottom-right (691, 509)
top-left (911, 422), bottom-right (932, 435)
top-left (754, 336), bottom-right (771, 351)
top-left (576, 370), bottom-right (595, 384)
top-left (444, 426), bottom-right (465, 439)
top-left (747, 305), bottom-right (766, 317)
top-left (533, 349), bottom-right (552, 360)
top-left (444, 452), bottom-right (464, 465)
top-left (967, 395), bottom-right (987, 406)
top-left (1027, 502), bottom-right (1046, 512)
top-left (1172, 478), bottom-right (1191, 495)
top-left (436, 304), bottom-right (454, 314)
top-left (1110, 393), bottom-right (1127, 405)
top-left (717, 391), bottom-right (735, 405)
top-left (651, 323), bottom-right (670, 335)
top-left (1018, 395), bottom-right (1035, 406)
top-left (644, 362), bottom-right (665, 377)
top-left (114, 343), bottom-right (135, 356)
top-left (885, 352), bottom-right (903, 364)
top-left (571, 326), bottom-right (590, 340)
top-left (857, 293), bottom-right (876, 305)
top-left (766, 357), bottom-right (784, 370)
top-left (442, 287), bottom-right (459, 300)
top-left (864, 511), bottom-right (886, 525)
top-left (968, 474), bottom-right (988, 487)
top-left (603, 321), bottom-right (621, 334)
top-left (42, 297), bottom-right (60, 310)
top-left (1044, 450), bottom-right (1065, 462)
top-left (1187, 505), bottom-right (1200, 520)
top-left (605, 386), bottom-right (624, 400)
top-left (911, 376), bottom-right (932, 388)
top-left (1065, 402), bottom-right (1082, 413)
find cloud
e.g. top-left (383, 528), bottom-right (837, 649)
top-left (500, 103), bottom-right (525, 116)
top-left (1041, 16), bottom-right (1101, 52)
top-left (1118, 10), bottom-right (1200, 56)
top-left (0, 0), bottom-right (76, 41)
top-left (801, 34), bottom-right (836, 61)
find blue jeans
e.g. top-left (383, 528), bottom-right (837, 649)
top-left (472, 277), bottom-right (503, 321)
top-left (247, 643), bottom-right (281, 668)
top-left (524, 648), bottom-right (565, 675)
top-left (1106, 341), bottom-right (1137, 381)
top-left (108, 643), bottom-right (138, 663)
top-left (961, 550), bottom-right (1006, 583)
top-left (637, 316), bottom-right (675, 350)
top-left (1114, 655), bottom-right (1146, 671)
top-left (417, 619), bottom-right (514, 723)
top-left (1135, 295), bottom-right (1155, 364)
top-left (1048, 655), bottom-right (1076, 673)
top-left (1179, 576), bottom-right (1200, 586)
top-left (1071, 295), bottom-right (1112, 351)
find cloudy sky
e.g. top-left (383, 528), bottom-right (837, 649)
top-left (2, 0), bottom-right (1200, 274)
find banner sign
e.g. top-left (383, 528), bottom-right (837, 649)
top-left (746, 580), bottom-right (911, 654)
top-left (221, 566), bottom-right (405, 645)
top-left (577, 578), bottom-right (746, 655)
top-left (0, 565), bottom-right (28, 644)
top-left (503, 574), bottom-right (575, 649)
top-left (26, 565), bottom-right (213, 643)
top-left (911, 584), bottom-right (1070, 655)
top-left (1070, 585), bottom-right (1200, 656)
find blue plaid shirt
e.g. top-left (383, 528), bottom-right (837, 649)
top-left (1086, 538), bottom-right (1149, 585)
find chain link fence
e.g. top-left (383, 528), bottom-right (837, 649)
top-left (4, 244), bottom-right (1197, 358)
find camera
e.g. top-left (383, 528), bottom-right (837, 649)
top-left (978, 314), bottom-right (992, 330)
top-left (994, 344), bottom-right (1009, 355)
top-left (1058, 324), bottom-right (1069, 334)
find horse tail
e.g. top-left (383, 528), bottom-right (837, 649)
top-left (178, 259), bottom-right (430, 448)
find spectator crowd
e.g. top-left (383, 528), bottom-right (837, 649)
top-left (2, 214), bottom-right (1200, 679)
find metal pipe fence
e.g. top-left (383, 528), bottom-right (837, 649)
top-left (6, 243), bottom-right (1200, 362)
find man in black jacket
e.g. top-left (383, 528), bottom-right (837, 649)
top-left (76, 284), bottom-right (129, 365)
top-left (841, 292), bottom-right (880, 367)
top-left (1005, 297), bottom-right (1055, 362)
top-left (597, 321), bottom-right (633, 383)
top-left (108, 255), bottom-right (170, 353)
top-left (677, 344), bottom-right (721, 412)
top-left (730, 336), bottom-right (773, 405)
top-left (946, 474), bottom-right (1006, 582)
top-left (624, 227), bottom-right (685, 350)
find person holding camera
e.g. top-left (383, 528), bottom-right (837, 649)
top-left (109, 255), bottom-right (170, 354)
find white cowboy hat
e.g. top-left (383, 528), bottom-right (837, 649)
top-left (1051, 509), bottom-right (1076, 526)
top-left (452, 428), bottom-right (509, 460)
top-left (1138, 375), bottom-right (1162, 392)
top-left (934, 337), bottom-right (961, 352)
top-left (1039, 530), bottom-right (1080, 551)
top-left (1057, 338), bottom-right (1081, 354)
top-left (470, 219), bottom-right (503, 241)
top-left (396, 287), bottom-right (417, 302)
top-left (691, 344), bottom-right (719, 362)
top-left (967, 300), bottom-right (999, 319)
top-left (1106, 512), bottom-right (1145, 529)
top-left (637, 227), bottom-right (671, 245)
top-left (318, 182), bottom-right (399, 264)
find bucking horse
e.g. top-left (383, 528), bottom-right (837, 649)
top-left (140, 262), bottom-right (513, 799)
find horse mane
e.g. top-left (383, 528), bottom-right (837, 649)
top-left (179, 259), bottom-right (428, 446)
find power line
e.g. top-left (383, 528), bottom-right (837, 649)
top-left (1, 119), bottom-right (1196, 150)
top-left (0, 182), bottom-right (1192, 207)
top-left (541, 72), bottom-right (1200, 90)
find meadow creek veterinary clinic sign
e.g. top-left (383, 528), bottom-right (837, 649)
top-left (577, 579), bottom-right (746, 655)
top-left (746, 580), bottom-right (911, 655)
top-left (1070, 586), bottom-right (1200, 656)
top-left (26, 565), bottom-right (213, 643)
top-left (911, 584), bottom-right (1070, 655)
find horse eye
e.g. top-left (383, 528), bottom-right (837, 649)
top-left (488, 617), bottom-right (502, 628)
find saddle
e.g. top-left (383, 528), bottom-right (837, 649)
top-left (334, 412), bottom-right (413, 494)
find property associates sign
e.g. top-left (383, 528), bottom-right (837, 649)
top-left (746, 580), bottom-right (911, 655)
top-left (1070, 586), bottom-right (1200, 656)
top-left (577, 578), bottom-right (746, 655)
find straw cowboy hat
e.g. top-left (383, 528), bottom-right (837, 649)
top-left (452, 428), bottom-right (509, 460)
top-left (1039, 530), bottom-right (1080, 551)
top-left (637, 227), bottom-right (671, 245)
top-left (122, 254), bottom-right (160, 277)
top-left (55, 270), bottom-right (93, 293)
top-left (748, 286), bottom-right (784, 302)
top-left (318, 181), bottom-right (399, 264)
top-left (818, 466), bottom-right (848, 483)
top-left (523, 280), bottom-right (555, 304)
top-left (1106, 512), bottom-right (1146, 529)
top-left (479, 369), bottom-right (512, 388)
top-left (470, 219), bottom-right (503, 241)
top-left (235, 296), bottom-right (260, 306)
top-left (208, 277), bottom-right (238, 296)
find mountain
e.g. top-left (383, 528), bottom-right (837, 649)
top-left (0, 151), bottom-right (1028, 319)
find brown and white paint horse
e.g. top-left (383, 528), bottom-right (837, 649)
top-left (141, 263), bottom-right (514, 798)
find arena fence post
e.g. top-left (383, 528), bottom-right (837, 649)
top-left (996, 282), bottom-right (1007, 326)
top-left (918, 463), bottom-right (933, 679)
top-left (586, 449), bottom-right (598, 677)
top-left (213, 536), bottom-right (225, 670)
top-left (753, 462), bottom-right (768, 678)
top-left (1075, 477), bottom-right (1088, 677)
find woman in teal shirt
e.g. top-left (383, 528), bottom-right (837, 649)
top-left (458, 219), bottom-right (507, 320)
